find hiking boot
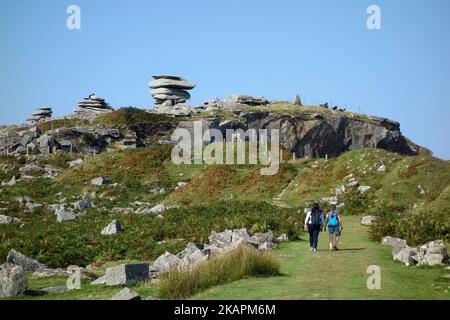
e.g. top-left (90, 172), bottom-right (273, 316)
top-left (334, 246), bottom-right (339, 251)
top-left (309, 247), bottom-right (314, 252)
top-left (313, 248), bottom-right (317, 252)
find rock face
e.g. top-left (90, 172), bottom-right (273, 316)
top-left (74, 94), bottom-right (114, 121)
top-left (27, 107), bottom-right (52, 124)
top-left (111, 287), bottom-right (141, 300)
top-left (0, 264), bottom-right (28, 297)
top-left (104, 263), bottom-right (150, 286)
top-left (149, 75), bottom-right (196, 106)
top-left (6, 249), bottom-right (47, 272)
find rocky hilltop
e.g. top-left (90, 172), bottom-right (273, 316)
top-left (0, 74), bottom-right (431, 158)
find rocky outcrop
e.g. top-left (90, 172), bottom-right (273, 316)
top-left (74, 94), bottom-right (114, 121)
top-left (186, 110), bottom-right (427, 158)
top-left (150, 75), bottom-right (196, 106)
top-left (27, 108), bottom-right (52, 124)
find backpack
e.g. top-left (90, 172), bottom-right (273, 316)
top-left (328, 211), bottom-right (339, 227)
top-left (310, 210), bottom-right (322, 226)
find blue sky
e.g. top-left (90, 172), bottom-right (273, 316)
top-left (1, 0), bottom-right (449, 159)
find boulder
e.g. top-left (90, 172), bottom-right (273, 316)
top-left (153, 252), bottom-right (181, 273)
top-left (358, 186), bottom-right (372, 194)
top-left (208, 229), bottom-right (233, 248)
top-left (361, 215), bottom-right (377, 226)
top-left (112, 207), bottom-right (135, 214)
top-left (73, 199), bottom-right (94, 210)
top-left (104, 263), bottom-right (150, 286)
top-left (276, 234), bottom-right (289, 242)
top-left (177, 243), bottom-right (209, 269)
top-left (381, 236), bottom-right (408, 249)
top-left (55, 208), bottom-right (77, 222)
top-left (6, 249), bottom-right (47, 272)
top-left (377, 165), bottom-right (386, 172)
top-left (392, 246), bottom-right (418, 266)
top-left (0, 215), bottom-right (21, 225)
top-left (415, 240), bottom-right (449, 266)
top-left (335, 185), bottom-right (346, 196)
top-left (91, 176), bottom-right (112, 186)
top-left (68, 158), bottom-right (83, 168)
top-left (249, 231), bottom-right (276, 250)
top-left (101, 220), bottom-right (122, 235)
top-left (0, 264), bottom-right (28, 297)
top-left (111, 287), bottom-right (141, 300)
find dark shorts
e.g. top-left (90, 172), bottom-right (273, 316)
top-left (328, 225), bottom-right (340, 235)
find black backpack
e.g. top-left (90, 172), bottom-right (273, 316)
top-left (310, 210), bottom-right (321, 226)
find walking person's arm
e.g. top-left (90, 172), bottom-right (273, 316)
top-left (338, 212), bottom-right (343, 231)
top-left (304, 212), bottom-right (310, 231)
top-left (323, 212), bottom-right (329, 232)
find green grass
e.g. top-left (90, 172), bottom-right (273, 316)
top-left (157, 246), bottom-right (280, 299)
top-left (193, 215), bottom-right (449, 300)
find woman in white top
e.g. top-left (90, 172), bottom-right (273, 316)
top-left (304, 203), bottom-right (324, 252)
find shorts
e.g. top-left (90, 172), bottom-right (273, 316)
top-left (328, 225), bottom-right (340, 235)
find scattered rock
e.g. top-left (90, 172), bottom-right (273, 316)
top-left (153, 252), bottom-right (181, 273)
top-left (112, 207), bottom-right (134, 214)
top-left (111, 287), bottom-right (141, 300)
top-left (335, 185), bottom-right (346, 196)
top-left (0, 215), bottom-right (21, 225)
top-left (101, 220), bottom-right (122, 235)
top-left (381, 236), bottom-right (408, 249)
top-left (0, 264), bottom-right (28, 297)
top-left (415, 240), bottom-right (449, 266)
top-left (91, 176), bottom-right (112, 186)
top-left (377, 165), bottom-right (386, 172)
top-left (68, 158), bottom-right (83, 168)
top-left (104, 263), bottom-right (150, 286)
top-left (55, 208), bottom-right (77, 223)
top-left (137, 203), bottom-right (178, 215)
top-left (73, 199), bottom-right (94, 210)
top-left (321, 196), bottom-right (338, 205)
top-left (357, 186), bottom-right (372, 194)
top-left (361, 215), bottom-right (377, 226)
top-left (276, 234), bottom-right (289, 242)
top-left (392, 246), bottom-right (418, 266)
top-left (6, 249), bottom-right (47, 272)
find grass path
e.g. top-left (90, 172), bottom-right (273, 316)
top-left (193, 216), bottom-right (449, 300)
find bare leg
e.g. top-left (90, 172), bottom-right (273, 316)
top-left (329, 234), bottom-right (334, 251)
top-left (335, 235), bottom-right (339, 249)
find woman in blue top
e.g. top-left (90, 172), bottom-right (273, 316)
top-left (323, 204), bottom-right (343, 251)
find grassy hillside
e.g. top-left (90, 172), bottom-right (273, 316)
top-left (0, 145), bottom-right (449, 300)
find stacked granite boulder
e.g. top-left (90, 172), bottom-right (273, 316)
top-left (74, 94), bottom-right (114, 121)
top-left (149, 75), bottom-right (196, 107)
top-left (27, 108), bottom-right (52, 124)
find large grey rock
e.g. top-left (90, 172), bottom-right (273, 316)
top-left (415, 240), bottom-right (449, 266)
top-left (392, 246), bottom-right (418, 266)
top-left (104, 263), bottom-right (149, 286)
top-left (91, 176), bottom-right (113, 186)
top-left (153, 252), bottom-right (181, 273)
top-left (177, 243), bottom-right (209, 269)
top-left (0, 264), bottom-right (28, 297)
top-left (151, 87), bottom-right (191, 101)
top-left (381, 236), bottom-right (407, 248)
top-left (101, 220), bottom-right (122, 235)
top-left (249, 231), bottom-right (276, 250)
top-left (111, 287), bottom-right (141, 300)
top-left (208, 229), bottom-right (233, 248)
top-left (6, 249), bottom-right (47, 272)
top-left (361, 215), bottom-right (377, 226)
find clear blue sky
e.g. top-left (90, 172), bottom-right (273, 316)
top-left (1, 0), bottom-right (449, 159)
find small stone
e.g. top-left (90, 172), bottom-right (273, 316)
top-left (91, 176), bottom-right (112, 186)
top-left (111, 287), bottom-right (141, 300)
top-left (358, 186), bottom-right (372, 194)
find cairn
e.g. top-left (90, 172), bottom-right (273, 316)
top-left (27, 108), bottom-right (52, 124)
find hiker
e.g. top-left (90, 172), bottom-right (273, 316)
top-left (324, 204), bottom-right (343, 251)
top-left (304, 203), bottom-right (324, 252)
